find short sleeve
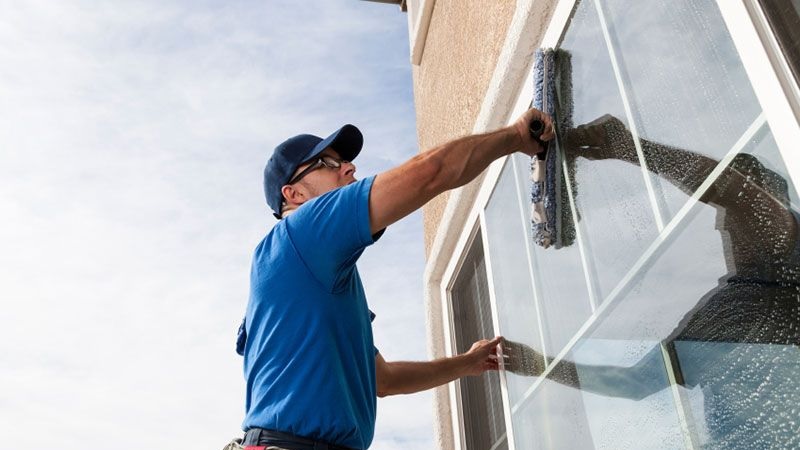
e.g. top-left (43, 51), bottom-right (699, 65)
top-left (285, 176), bottom-right (383, 292)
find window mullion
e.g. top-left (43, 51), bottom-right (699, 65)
top-left (592, 0), bottom-right (666, 231)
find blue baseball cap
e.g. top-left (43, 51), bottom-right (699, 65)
top-left (264, 124), bottom-right (363, 219)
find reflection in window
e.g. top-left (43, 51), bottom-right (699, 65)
top-left (450, 234), bottom-right (507, 450)
top-left (597, 0), bottom-right (764, 220)
top-left (494, 0), bottom-right (800, 448)
top-left (554, 0), bottom-right (662, 303)
top-left (535, 116), bottom-right (800, 448)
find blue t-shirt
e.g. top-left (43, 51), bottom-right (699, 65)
top-left (242, 176), bottom-right (383, 449)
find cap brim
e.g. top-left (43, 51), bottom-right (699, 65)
top-left (303, 124), bottom-right (363, 163)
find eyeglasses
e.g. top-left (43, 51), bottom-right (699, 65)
top-left (288, 154), bottom-right (349, 185)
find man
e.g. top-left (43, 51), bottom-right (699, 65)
top-left (238, 107), bottom-right (553, 449)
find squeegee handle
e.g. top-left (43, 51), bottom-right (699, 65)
top-left (529, 118), bottom-right (549, 159)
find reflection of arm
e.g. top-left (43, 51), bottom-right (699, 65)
top-left (566, 115), bottom-right (796, 253)
top-left (566, 115), bottom-right (717, 198)
top-left (566, 115), bottom-right (792, 213)
top-left (504, 339), bottom-right (665, 400)
top-left (639, 139), bottom-right (791, 220)
top-left (551, 346), bottom-right (665, 400)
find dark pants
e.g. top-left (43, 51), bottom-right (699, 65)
top-left (243, 428), bottom-right (358, 450)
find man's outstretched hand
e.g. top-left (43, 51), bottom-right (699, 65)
top-left (462, 336), bottom-right (504, 377)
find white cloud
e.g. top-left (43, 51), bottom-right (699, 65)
top-left (0, 1), bottom-right (432, 448)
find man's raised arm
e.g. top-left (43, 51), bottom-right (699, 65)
top-left (368, 108), bottom-right (553, 235)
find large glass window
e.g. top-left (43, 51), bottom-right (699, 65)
top-left (472, 0), bottom-right (800, 448)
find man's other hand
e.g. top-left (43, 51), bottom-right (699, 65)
top-left (462, 336), bottom-right (504, 377)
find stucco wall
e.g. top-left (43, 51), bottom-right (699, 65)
top-left (413, 0), bottom-right (517, 258)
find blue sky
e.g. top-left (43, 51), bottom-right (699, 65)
top-left (0, 1), bottom-right (432, 448)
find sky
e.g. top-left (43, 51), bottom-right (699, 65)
top-left (0, 1), bottom-right (433, 448)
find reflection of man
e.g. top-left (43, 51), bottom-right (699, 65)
top-left (236, 108), bottom-right (554, 449)
top-left (510, 115), bottom-right (799, 449)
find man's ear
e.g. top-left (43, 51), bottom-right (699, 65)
top-left (281, 184), bottom-right (306, 207)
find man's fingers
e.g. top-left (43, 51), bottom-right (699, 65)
top-left (541, 114), bottom-right (555, 141)
top-left (516, 108), bottom-right (554, 155)
top-left (486, 336), bottom-right (504, 354)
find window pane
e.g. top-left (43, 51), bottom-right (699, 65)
top-left (512, 340), bottom-right (685, 450)
top-left (555, 0), bottom-right (662, 302)
top-left (597, 0), bottom-right (765, 220)
top-left (450, 234), bottom-right (507, 450)
top-left (513, 153), bottom-right (594, 356)
top-left (483, 158), bottom-right (544, 402)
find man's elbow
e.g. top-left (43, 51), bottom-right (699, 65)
top-left (376, 362), bottom-right (394, 398)
top-left (376, 379), bottom-right (394, 398)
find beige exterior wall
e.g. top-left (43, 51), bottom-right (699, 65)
top-left (412, 0), bottom-right (517, 257)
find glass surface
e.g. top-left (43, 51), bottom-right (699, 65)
top-left (512, 340), bottom-right (685, 450)
top-left (501, 0), bottom-right (800, 447)
top-left (672, 341), bottom-right (800, 449)
top-left (556, 0), bottom-right (662, 303)
top-left (483, 158), bottom-right (545, 402)
top-left (510, 132), bottom-right (800, 448)
top-left (511, 379), bottom-right (598, 450)
top-left (513, 153), bottom-right (593, 356)
top-left (598, 0), bottom-right (765, 220)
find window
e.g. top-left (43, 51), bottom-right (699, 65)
top-left (448, 231), bottom-right (507, 450)
top-left (459, 0), bottom-right (800, 448)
